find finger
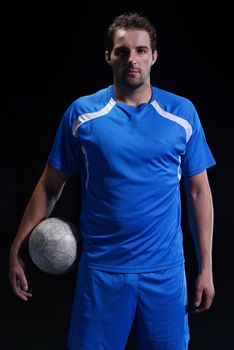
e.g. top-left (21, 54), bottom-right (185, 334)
top-left (202, 292), bottom-right (214, 311)
top-left (16, 283), bottom-right (33, 301)
top-left (194, 291), bottom-right (214, 313)
top-left (14, 284), bottom-right (30, 301)
top-left (11, 275), bottom-right (33, 301)
top-left (17, 274), bottom-right (29, 292)
top-left (194, 287), bottom-right (203, 308)
top-left (17, 278), bottom-right (33, 292)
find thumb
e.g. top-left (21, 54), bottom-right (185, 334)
top-left (194, 285), bottom-right (203, 307)
top-left (17, 270), bottom-right (28, 291)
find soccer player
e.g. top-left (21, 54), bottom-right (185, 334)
top-left (9, 12), bottom-right (216, 349)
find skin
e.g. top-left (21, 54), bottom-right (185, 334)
top-left (9, 164), bottom-right (68, 301)
top-left (105, 29), bottom-right (157, 106)
top-left (9, 28), bottom-right (215, 311)
top-left (184, 171), bottom-right (215, 312)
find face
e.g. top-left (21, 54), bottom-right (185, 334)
top-left (105, 29), bottom-right (157, 90)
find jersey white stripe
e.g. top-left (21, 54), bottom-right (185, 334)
top-left (81, 145), bottom-right (89, 189)
top-left (177, 155), bottom-right (182, 181)
top-left (72, 98), bottom-right (116, 136)
top-left (151, 100), bottom-right (192, 142)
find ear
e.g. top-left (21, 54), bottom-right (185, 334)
top-left (105, 51), bottom-right (112, 65)
top-left (151, 50), bottom-right (158, 66)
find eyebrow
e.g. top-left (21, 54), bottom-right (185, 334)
top-left (114, 45), bottom-right (150, 50)
top-left (136, 46), bottom-right (150, 49)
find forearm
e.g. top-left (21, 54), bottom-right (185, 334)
top-left (184, 171), bottom-right (215, 311)
top-left (10, 185), bottom-right (57, 257)
top-left (186, 179), bottom-right (214, 272)
top-left (10, 165), bottom-right (66, 258)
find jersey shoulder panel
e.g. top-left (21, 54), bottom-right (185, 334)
top-left (60, 86), bottom-right (114, 136)
top-left (153, 86), bottom-right (196, 123)
top-left (71, 86), bottom-right (116, 135)
top-left (70, 86), bottom-right (112, 116)
top-left (152, 86), bottom-right (198, 142)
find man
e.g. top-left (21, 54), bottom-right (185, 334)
top-left (9, 12), bottom-right (215, 349)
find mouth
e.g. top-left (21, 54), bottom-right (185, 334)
top-left (124, 70), bottom-right (140, 76)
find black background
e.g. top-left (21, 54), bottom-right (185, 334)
top-left (1, 1), bottom-right (233, 349)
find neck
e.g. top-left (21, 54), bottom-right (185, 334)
top-left (113, 82), bottom-right (152, 106)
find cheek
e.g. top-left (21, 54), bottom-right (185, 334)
top-left (112, 61), bottom-right (124, 71)
top-left (142, 60), bottom-right (153, 72)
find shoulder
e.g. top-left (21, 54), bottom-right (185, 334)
top-left (61, 86), bottom-right (115, 134)
top-left (59, 86), bottom-right (112, 127)
top-left (69, 86), bottom-right (112, 116)
top-left (152, 86), bottom-right (197, 122)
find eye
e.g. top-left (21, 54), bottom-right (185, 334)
top-left (114, 47), bottom-right (129, 57)
top-left (137, 48), bottom-right (148, 54)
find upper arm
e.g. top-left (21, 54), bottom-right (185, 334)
top-left (39, 163), bottom-right (69, 197)
top-left (183, 170), bottom-right (211, 198)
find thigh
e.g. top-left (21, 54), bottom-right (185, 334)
top-left (135, 264), bottom-right (190, 350)
top-left (67, 266), bottom-right (137, 350)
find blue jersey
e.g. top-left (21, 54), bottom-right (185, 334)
top-left (48, 85), bottom-right (216, 272)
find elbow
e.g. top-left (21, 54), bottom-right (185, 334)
top-left (189, 186), bottom-right (212, 203)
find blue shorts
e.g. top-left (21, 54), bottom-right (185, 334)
top-left (67, 263), bottom-right (190, 349)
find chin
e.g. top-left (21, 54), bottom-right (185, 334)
top-left (123, 79), bottom-right (144, 89)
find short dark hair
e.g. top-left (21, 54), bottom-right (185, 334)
top-left (105, 12), bottom-right (157, 53)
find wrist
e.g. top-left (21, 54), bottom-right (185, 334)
top-left (198, 264), bottom-right (213, 275)
top-left (10, 242), bottom-right (22, 260)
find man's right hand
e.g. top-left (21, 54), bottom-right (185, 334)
top-left (9, 256), bottom-right (33, 301)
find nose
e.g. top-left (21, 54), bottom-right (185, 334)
top-left (128, 51), bottom-right (137, 66)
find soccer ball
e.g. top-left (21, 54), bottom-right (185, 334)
top-left (28, 217), bottom-right (81, 275)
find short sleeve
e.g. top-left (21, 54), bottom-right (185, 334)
top-left (181, 105), bottom-right (216, 177)
top-left (47, 104), bottom-right (82, 175)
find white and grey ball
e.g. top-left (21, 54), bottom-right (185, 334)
top-left (28, 217), bottom-right (80, 275)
